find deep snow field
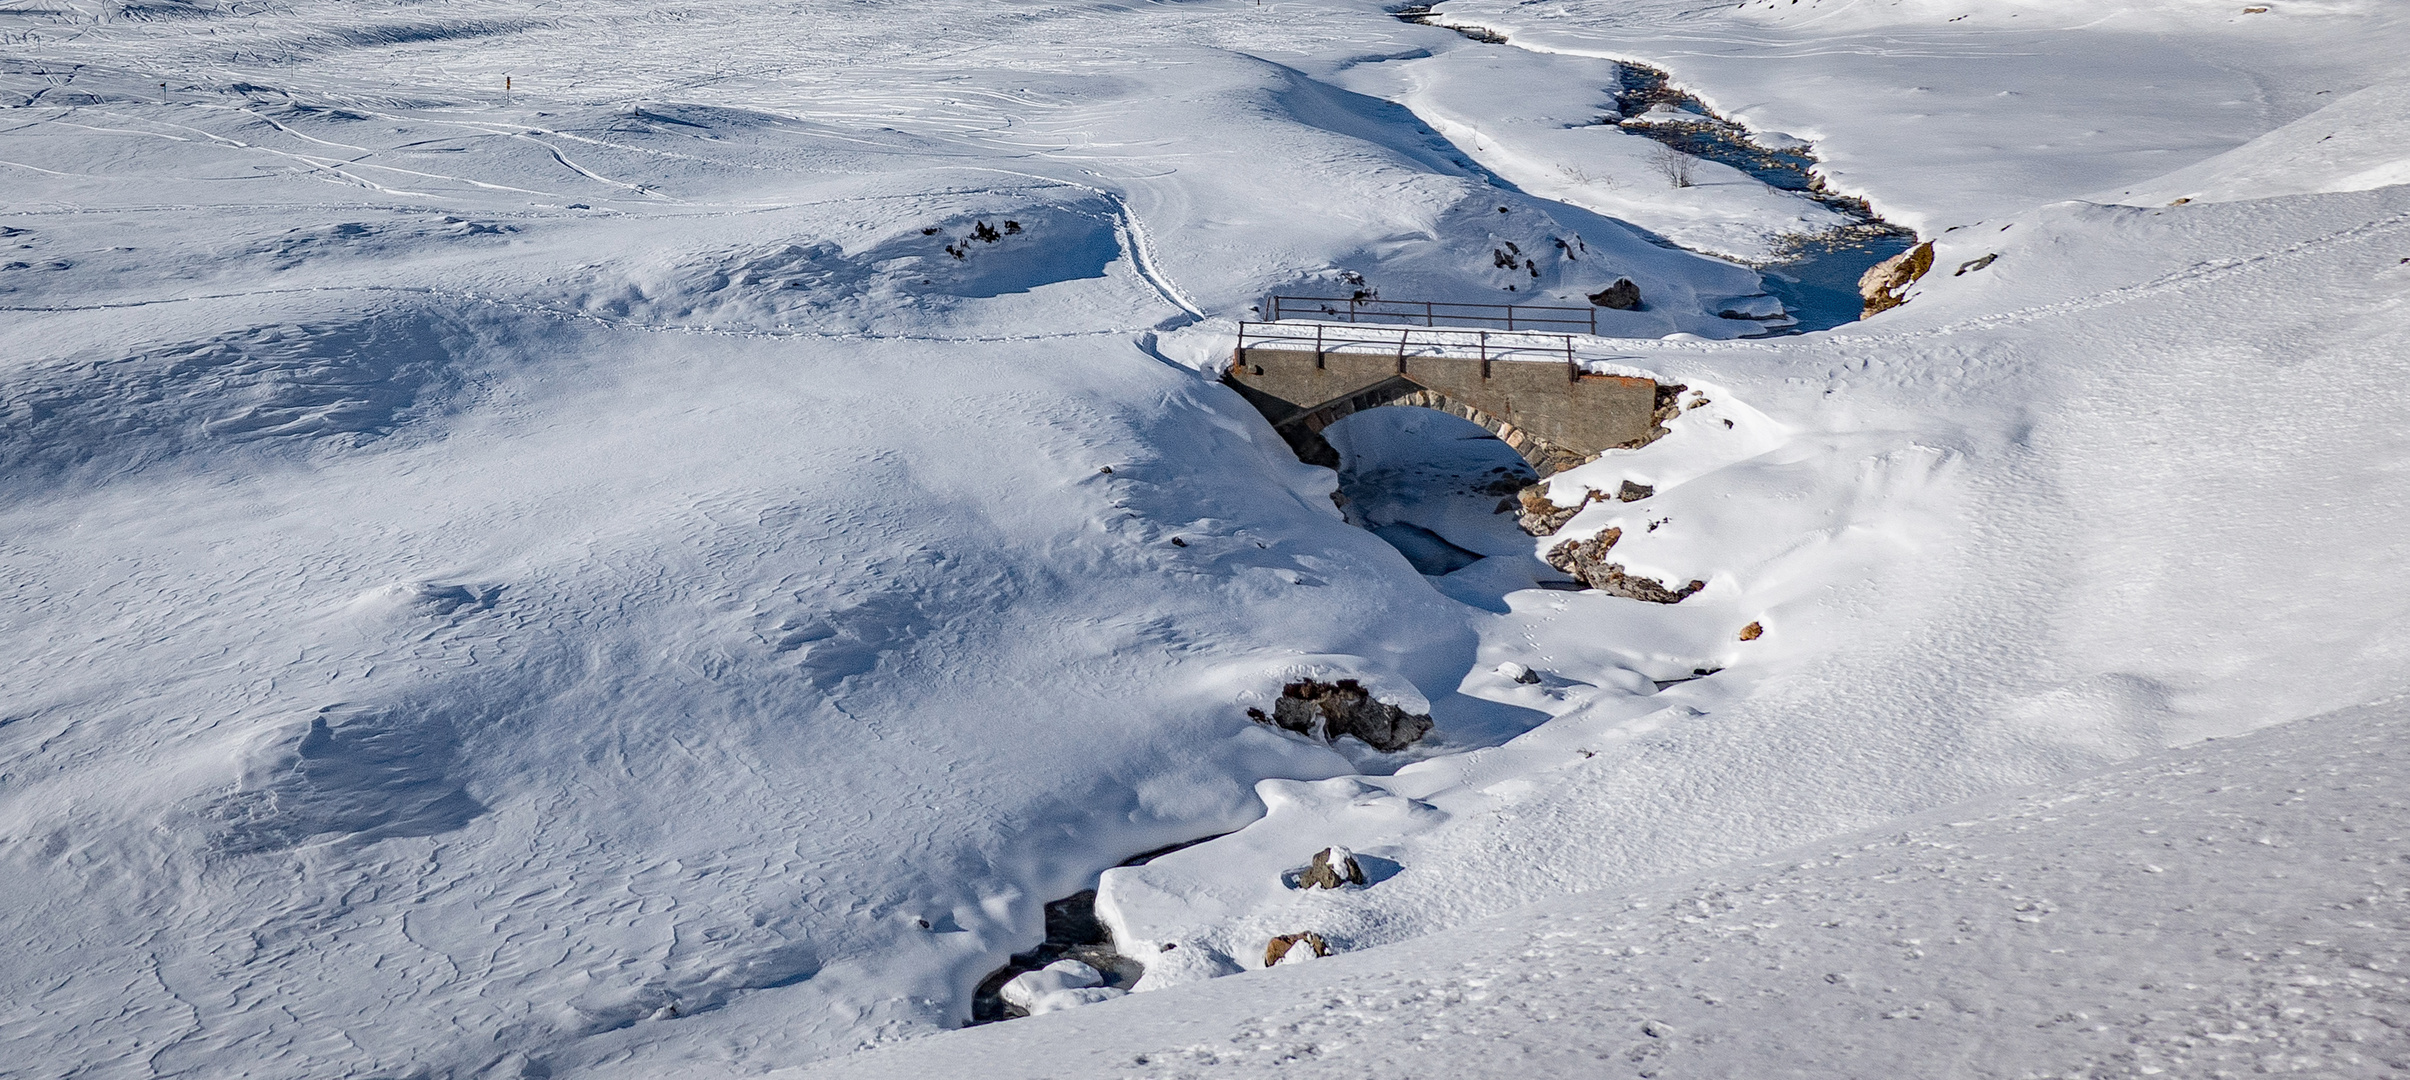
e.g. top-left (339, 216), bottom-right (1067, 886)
top-left (2, 0), bottom-right (2407, 1077)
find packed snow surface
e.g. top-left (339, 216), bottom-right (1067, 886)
top-left (4, 0), bottom-right (2408, 1076)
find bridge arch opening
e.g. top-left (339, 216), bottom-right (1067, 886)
top-left (1324, 406), bottom-right (1539, 577)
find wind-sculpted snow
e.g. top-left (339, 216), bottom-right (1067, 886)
top-left (0, 314), bottom-right (467, 484)
top-left (213, 700), bottom-right (491, 854)
top-left (794, 697), bottom-right (2410, 1079)
top-left (4, 0), bottom-right (2409, 1076)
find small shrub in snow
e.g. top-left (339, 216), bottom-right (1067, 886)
top-left (1651, 142), bottom-right (1696, 188)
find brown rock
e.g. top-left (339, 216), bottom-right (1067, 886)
top-left (1859, 240), bottom-right (1934, 316)
top-left (1295, 847), bottom-right (1367, 890)
top-left (1545, 527), bottom-right (1706, 604)
top-left (1246, 679), bottom-right (1433, 752)
top-left (1264, 931), bottom-right (1332, 967)
top-left (1739, 621), bottom-right (1764, 641)
top-left (1627, 381), bottom-right (1689, 449)
top-left (1516, 483), bottom-right (1603, 536)
top-left (1617, 480), bottom-right (1654, 502)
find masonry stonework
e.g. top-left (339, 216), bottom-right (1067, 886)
top-left (1223, 347), bottom-right (1665, 476)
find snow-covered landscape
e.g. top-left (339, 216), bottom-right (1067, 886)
top-left (2, 0), bottom-right (2404, 1076)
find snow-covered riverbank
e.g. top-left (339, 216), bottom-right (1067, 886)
top-left (4, 0), bottom-right (2407, 1076)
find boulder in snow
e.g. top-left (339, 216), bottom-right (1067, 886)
top-left (1294, 846), bottom-right (1367, 890)
top-left (1496, 661), bottom-right (1543, 685)
top-left (1263, 932), bottom-right (1331, 967)
top-left (1247, 679), bottom-right (1432, 752)
top-left (1859, 240), bottom-right (1934, 315)
top-left (1588, 278), bottom-right (1642, 310)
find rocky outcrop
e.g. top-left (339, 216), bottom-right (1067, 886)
top-left (1739, 621), bottom-right (1764, 641)
top-left (1517, 478), bottom-right (1652, 536)
top-left (1264, 932), bottom-right (1332, 967)
top-left (1247, 679), bottom-right (1433, 752)
top-left (1545, 527), bottom-right (1705, 604)
top-left (1859, 240), bottom-right (1933, 316)
top-left (1588, 277), bottom-right (1642, 310)
top-left (1636, 381), bottom-right (1688, 448)
top-left (1515, 483), bottom-right (1602, 536)
top-left (1295, 846), bottom-right (1367, 890)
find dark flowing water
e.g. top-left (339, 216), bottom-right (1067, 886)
top-left (1390, 8), bottom-right (1918, 332)
top-left (1603, 62), bottom-right (1919, 331)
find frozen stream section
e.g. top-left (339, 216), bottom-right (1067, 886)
top-left (1375, 7), bottom-right (1919, 330)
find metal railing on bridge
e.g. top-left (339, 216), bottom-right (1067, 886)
top-left (1267, 294), bottom-right (1602, 336)
top-left (1235, 319), bottom-right (1587, 382)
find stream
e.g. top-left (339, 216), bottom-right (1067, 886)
top-left (968, 835), bottom-right (1225, 1025)
top-left (972, 8), bottom-right (1913, 1028)
top-left (1394, 4), bottom-right (1919, 332)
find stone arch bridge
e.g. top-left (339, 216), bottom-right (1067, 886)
top-left (1223, 322), bottom-right (1675, 476)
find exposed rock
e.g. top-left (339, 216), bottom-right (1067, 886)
top-left (1294, 846), bottom-right (1367, 890)
top-left (1516, 483), bottom-right (1602, 536)
top-left (970, 888), bottom-right (1141, 1024)
top-left (1246, 679), bottom-right (1432, 752)
top-left (1954, 253), bottom-right (1997, 276)
top-left (1264, 931), bottom-right (1331, 967)
top-left (1496, 661), bottom-right (1542, 684)
top-left (1545, 527), bottom-right (1706, 604)
top-left (1587, 277), bottom-right (1642, 310)
top-left (1859, 240), bottom-right (1934, 316)
top-left (1739, 620), bottom-right (1764, 641)
top-left (1628, 381), bottom-right (1689, 449)
top-left (1617, 480), bottom-right (1654, 502)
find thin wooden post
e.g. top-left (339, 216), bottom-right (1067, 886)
top-left (1589, 307), bottom-right (1597, 335)
top-left (1479, 330), bottom-right (1488, 369)
top-left (1315, 322), bottom-right (1325, 369)
top-left (1566, 337), bottom-right (1578, 382)
top-left (1396, 329), bottom-right (1408, 374)
top-left (1505, 306), bottom-right (1515, 332)
top-left (1425, 301), bottom-right (1434, 327)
